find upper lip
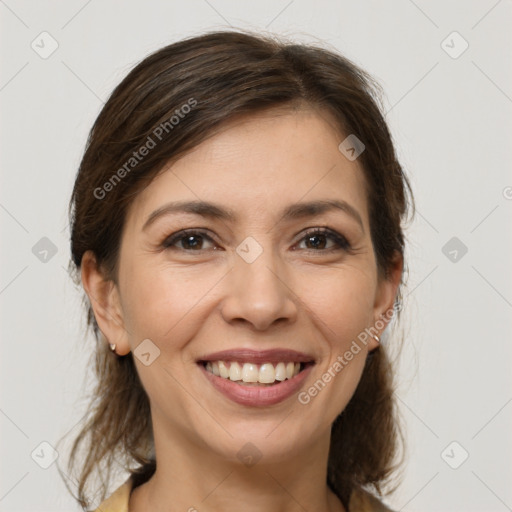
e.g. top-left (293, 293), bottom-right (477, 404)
top-left (197, 349), bottom-right (316, 365)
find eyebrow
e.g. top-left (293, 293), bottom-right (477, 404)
top-left (142, 199), bottom-right (364, 233)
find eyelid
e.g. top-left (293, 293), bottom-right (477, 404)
top-left (162, 228), bottom-right (218, 250)
top-left (296, 227), bottom-right (352, 252)
top-left (161, 227), bottom-right (352, 253)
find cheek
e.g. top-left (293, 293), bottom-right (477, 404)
top-left (119, 259), bottom-right (225, 345)
top-left (298, 265), bottom-right (376, 346)
top-left (296, 269), bottom-right (373, 419)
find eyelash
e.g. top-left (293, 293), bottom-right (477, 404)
top-left (161, 227), bottom-right (352, 254)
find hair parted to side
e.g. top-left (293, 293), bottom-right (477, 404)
top-left (61, 29), bottom-right (415, 510)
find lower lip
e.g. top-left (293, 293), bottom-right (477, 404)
top-left (199, 363), bottom-right (314, 407)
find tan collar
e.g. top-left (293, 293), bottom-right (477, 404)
top-left (92, 476), bottom-right (395, 512)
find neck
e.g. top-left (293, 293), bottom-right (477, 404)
top-left (129, 415), bottom-right (345, 512)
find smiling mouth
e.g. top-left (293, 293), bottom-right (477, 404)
top-left (198, 360), bottom-right (315, 386)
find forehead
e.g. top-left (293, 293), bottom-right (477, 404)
top-left (125, 108), bottom-right (369, 230)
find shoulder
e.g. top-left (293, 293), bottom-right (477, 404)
top-left (92, 477), bottom-right (394, 512)
top-left (89, 477), bottom-right (133, 512)
top-left (348, 486), bottom-right (396, 512)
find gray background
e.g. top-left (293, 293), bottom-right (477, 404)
top-left (1, 1), bottom-right (511, 510)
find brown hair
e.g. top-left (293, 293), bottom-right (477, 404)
top-left (61, 29), bottom-right (414, 510)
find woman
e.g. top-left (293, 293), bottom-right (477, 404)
top-left (62, 29), bottom-right (414, 512)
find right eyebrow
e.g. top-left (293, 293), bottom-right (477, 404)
top-left (143, 200), bottom-right (236, 231)
top-left (142, 198), bottom-right (364, 233)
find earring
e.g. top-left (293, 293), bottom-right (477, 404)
top-left (372, 334), bottom-right (380, 344)
top-left (109, 343), bottom-right (116, 352)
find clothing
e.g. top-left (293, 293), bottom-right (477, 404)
top-left (91, 474), bottom-right (395, 512)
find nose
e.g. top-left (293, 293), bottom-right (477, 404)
top-left (220, 246), bottom-right (298, 331)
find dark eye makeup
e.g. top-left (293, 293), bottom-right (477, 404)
top-left (160, 227), bottom-right (353, 254)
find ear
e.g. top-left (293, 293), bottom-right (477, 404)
top-left (80, 250), bottom-right (131, 356)
top-left (368, 250), bottom-right (403, 351)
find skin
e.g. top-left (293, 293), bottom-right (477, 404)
top-left (82, 107), bottom-right (403, 512)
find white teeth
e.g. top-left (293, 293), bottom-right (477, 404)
top-left (204, 360), bottom-right (306, 384)
top-left (242, 363), bottom-right (259, 382)
top-left (259, 363), bottom-right (275, 384)
top-left (274, 362), bottom-right (286, 381)
top-left (218, 361), bottom-right (229, 379)
top-left (229, 361), bottom-right (242, 381)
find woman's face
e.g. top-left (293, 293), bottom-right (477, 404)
top-left (84, 107), bottom-right (401, 464)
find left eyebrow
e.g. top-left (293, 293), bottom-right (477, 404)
top-left (142, 199), bottom-right (364, 233)
top-left (279, 199), bottom-right (364, 233)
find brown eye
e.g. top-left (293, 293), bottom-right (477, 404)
top-left (162, 230), bottom-right (216, 251)
top-left (297, 228), bottom-right (351, 252)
